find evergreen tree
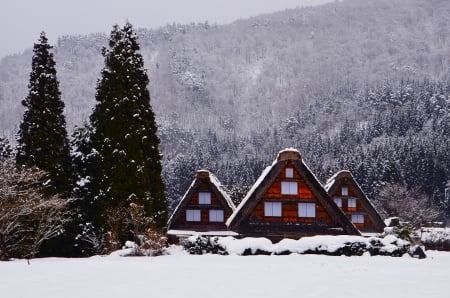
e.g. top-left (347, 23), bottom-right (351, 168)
top-left (0, 137), bottom-right (12, 160)
top-left (16, 32), bottom-right (73, 194)
top-left (84, 23), bottom-right (167, 237)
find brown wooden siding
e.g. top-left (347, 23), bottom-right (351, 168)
top-left (330, 180), bottom-right (378, 231)
top-left (248, 163), bottom-right (334, 226)
top-left (171, 181), bottom-right (232, 231)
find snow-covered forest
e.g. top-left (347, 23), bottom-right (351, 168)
top-left (0, 0), bottom-right (449, 218)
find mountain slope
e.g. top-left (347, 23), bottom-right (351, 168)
top-left (1, 0), bottom-right (450, 139)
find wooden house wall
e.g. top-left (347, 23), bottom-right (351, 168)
top-left (170, 180), bottom-right (232, 231)
top-left (239, 162), bottom-right (345, 240)
top-left (329, 180), bottom-right (378, 232)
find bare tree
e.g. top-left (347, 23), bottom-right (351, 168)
top-left (374, 183), bottom-right (441, 228)
top-left (0, 158), bottom-right (72, 260)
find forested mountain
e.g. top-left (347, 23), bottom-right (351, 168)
top-left (0, 0), bottom-right (449, 219)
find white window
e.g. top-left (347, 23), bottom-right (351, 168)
top-left (334, 197), bottom-right (342, 208)
top-left (264, 202), bottom-right (282, 217)
top-left (341, 186), bottom-right (349, 196)
top-left (298, 203), bottom-right (316, 218)
top-left (285, 168), bottom-right (294, 178)
top-left (209, 210), bottom-right (224, 222)
top-left (348, 198), bottom-right (356, 209)
top-left (186, 209), bottom-right (201, 222)
top-left (351, 214), bottom-right (364, 224)
top-left (198, 192), bottom-right (211, 204)
top-left (281, 181), bottom-right (298, 195)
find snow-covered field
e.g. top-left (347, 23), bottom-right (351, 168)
top-left (1, 249), bottom-right (449, 298)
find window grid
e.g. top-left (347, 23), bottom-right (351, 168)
top-left (298, 203), bottom-right (316, 218)
top-left (199, 192), bottom-right (211, 204)
top-left (351, 214), bottom-right (364, 224)
top-left (334, 197), bottom-right (342, 208)
top-left (209, 210), bottom-right (224, 222)
top-left (186, 209), bottom-right (201, 222)
top-left (285, 168), bottom-right (294, 178)
top-left (341, 186), bottom-right (349, 196)
top-left (348, 198), bottom-right (357, 209)
top-left (264, 202), bottom-right (282, 217)
top-left (281, 181), bottom-right (298, 195)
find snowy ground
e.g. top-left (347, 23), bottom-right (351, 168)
top-left (1, 249), bottom-right (449, 298)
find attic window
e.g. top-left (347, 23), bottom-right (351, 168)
top-left (264, 202), bottom-right (282, 217)
top-left (341, 186), bottom-right (349, 196)
top-left (281, 182), bottom-right (298, 195)
top-left (285, 168), bottom-right (294, 178)
top-left (334, 197), bottom-right (342, 208)
top-left (348, 198), bottom-right (357, 210)
top-left (186, 209), bottom-right (201, 222)
top-left (199, 192), bottom-right (211, 204)
top-left (298, 203), bottom-right (316, 218)
top-left (209, 210), bottom-right (224, 222)
top-left (351, 214), bottom-right (364, 224)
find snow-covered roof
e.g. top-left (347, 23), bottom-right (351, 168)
top-left (227, 148), bottom-right (303, 226)
top-left (208, 171), bottom-right (235, 211)
top-left (276, 147), bottom-right (302, 161)
top-left (324, 170), bottom-right (351, 191)
top-left (324, 169), bottom-right (385, 232)
top-left (167, 170), bottom-right (235, 228)
top-left (226, 165), bottom-right (272, 226)
top-left (167, 176), bottom-right (197, 227)
top-left (226, 148), bottom-right (360, 236)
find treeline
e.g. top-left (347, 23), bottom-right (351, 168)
top-left (162, 80), bottom-right (450, 220)
top-left (0, 24), bottom-right (167, 260)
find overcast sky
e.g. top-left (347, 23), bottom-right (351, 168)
top-left (0, 0), bottom-right (333, 59)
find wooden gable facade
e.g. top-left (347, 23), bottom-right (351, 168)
top-left (227, 149), bottom-right (360, 241)
top-left (167, 170), bottom-right (236, 242)
top-left (325, 170), bottom-right (385, 234)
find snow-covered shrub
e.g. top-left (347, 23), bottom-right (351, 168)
top-left (181, 236), bottom-right (228, 255)
top-left (181, 235), bottom-right (410, 257)
top-left (135, 229), bottom-right (168, 256)
top-left (420, 228), bottom-right (450, 251)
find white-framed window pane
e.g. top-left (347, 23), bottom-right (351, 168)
top-left (285, 168), bottom-right (294, 178)
top-left (298, 203), bottom-right (316, 218)
top-left (209, 210), bottom-right (224, 222)
top-left (199, 192), bottom-right (211, 204)
top-left (334, 198), bottom-right (342, 208)
top-left (281, 181), bottom-right (298, 195)
top-left (341, 186), bottom-right (349, 196)
top-left (186, 209), bottom-right (201, 222)
top-left (348, 198), bottom-right (356, 208)
top-left (264, 202), bottom-right (282, 217)
top-left (351, 214), bottom-right (364, 223)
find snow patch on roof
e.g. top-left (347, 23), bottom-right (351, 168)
top-left (277, 147), bottom-right (301, 156)
top-left (226, 165), bottom-right (272, 226)
top-left (324, 170), bottom-right (351, 191)
top-left (167, 177), bottom-right (197, 226)
top-left (167, 170), bottom-right (234, 228)
top-left (209, 171), bottom-right (236, 210)
top-left (227, 148), bottom-right (323, 227)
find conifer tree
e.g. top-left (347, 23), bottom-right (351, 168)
top-left (16, 32), bottom-right (73, 194)
top-left (85, 23), bottom-right (167, 235)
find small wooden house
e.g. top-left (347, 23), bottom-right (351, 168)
top-left (226, 149), bottom-right (360, 241)
top-left (167, 170), bottom-right (237, 243)
top-left (324, 170), bottom-right (385, 234)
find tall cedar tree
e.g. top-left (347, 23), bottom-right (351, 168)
top-left (17, 32), bottom-right (73, 195)
top-left (86, 23), bottom-right (167, 234)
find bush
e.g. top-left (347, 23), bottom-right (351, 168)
top-left (181, 235), bottom-right (410, 257)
